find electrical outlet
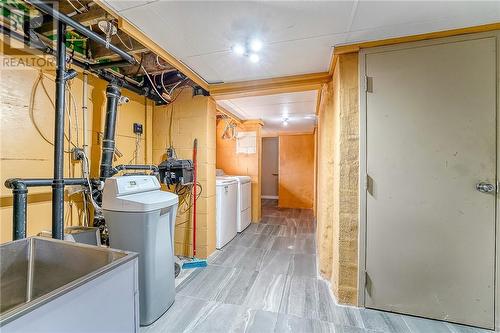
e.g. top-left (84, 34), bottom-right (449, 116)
top-left (71, 147), bottom-right (84, 161)
top-left (133, 123), bottom-right (143, 135)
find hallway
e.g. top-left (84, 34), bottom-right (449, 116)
top-left (143, 200), bottom-right (492, 333)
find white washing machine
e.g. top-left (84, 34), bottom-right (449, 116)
top-left (216, 178), bottom-right (238, 249)
top-left (216, 171), bottom-right (252, 232)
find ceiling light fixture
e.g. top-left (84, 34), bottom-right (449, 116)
top-left (249, 53), bottom-right (260, 63)
top-left (282, 117), bottom-right (289, 127)
top-left (250, 39), bottom-right (263, 52)
top-left (232, 44), bottom-right (246, 56)
top-left (232, 38), bottom-right (263, 63)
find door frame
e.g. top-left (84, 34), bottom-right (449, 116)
top-left (357, 31), bottom-right (500, 330)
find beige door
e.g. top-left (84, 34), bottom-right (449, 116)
top-left (364, 36), bottom-right (497, 329)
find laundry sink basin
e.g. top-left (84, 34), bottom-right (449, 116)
top-left (0, 237), bottom-right (139, 333)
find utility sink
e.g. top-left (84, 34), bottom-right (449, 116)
top-left (0, 237), bottom-right (139, 333)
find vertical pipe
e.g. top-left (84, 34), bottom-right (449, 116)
top-left (82, 72), bottom-right (89, 177)
top-left (52, 21), bottom-right (66, 240)
top-left (12, 183), bottom-right (27, 240)
top-left (99, 83), bottom-right (121, 181)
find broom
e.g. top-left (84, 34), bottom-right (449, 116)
top-left (182, 138), bottom-right (207, 269)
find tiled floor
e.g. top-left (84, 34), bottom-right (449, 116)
top-left (143, 200), bottom-right (494, 333)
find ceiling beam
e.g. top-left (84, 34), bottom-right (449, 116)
top-left (37, 6), bottom-right (107, 34)
top-left (210, 72), bottom-right (330, 100)
top-left (94, 1), bottom-right (209, 90)
top-left (92, 35), bottom-right (147, 60)
top-left (216, 104), bottom-right (243, 124)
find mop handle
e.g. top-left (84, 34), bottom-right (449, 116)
top-left (192, 138), bottom-right (198, 257)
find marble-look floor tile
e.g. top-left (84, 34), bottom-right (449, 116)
top-left (274, 314), bottom-right (376, 333)
top-left (447, 322), bottom-right (494, 333)
top-left (317, 280), bottom-right (337, 323)
top-left (245, 223), bottom-right (260, 234)
top-left (403, 316), bottom-right (453, 333)
top-left (288, 254), bottom-right (317, 277)
top-left (260, 250), bottom-right (293, 275)
top-left (183, 301), bottom-right (247, 332)
top-left (244, 272), bottom-right (287, 313)
top-left (274, 314), bottom-right (336, 333)
top-left (236, 247), bottom-right (268, 271)
top-left (141, 295), bottom-right (212, 333)
top-left (334, 305), bottom-right (365, 329)
top-left (277, 225), bottom-right (297, 237)
top-left (359, 308), bottom-right (410, 333)
top-left (252, 233), bottom-right (275, 249)
top-left (259, 224), bottom-right (278, 235)
top-left (270, 236), bottom-right (297, 253)
top-left (295, 236), bottom-right (316, 254)
top-left (209, 245), bottom-right (247, 267)
top-left (176, 265), bottom-right (234, 301)
top-left (230, 233), bottom-right (260, 248)
top-left (280, 275), bottom-right (319, 320)
top-left (235, 308), bottom-right (277, 333)
top-left (214, 268), bottom-right (258, 305)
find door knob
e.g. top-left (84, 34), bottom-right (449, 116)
top-left (476, 182), bottom-right (496, 193)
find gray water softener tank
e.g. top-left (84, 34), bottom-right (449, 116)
top-left (102, 175), bottom-right (179, 326)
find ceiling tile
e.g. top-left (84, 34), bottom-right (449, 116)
top-left (105, 0), bottom-right (157, 12)
top-left (346, 15), bottom-right (500, 45)
top-left (183, 33), bottom-right (346, 83)
top-left (350, 1), bottom-right (500, 32)
top-left (104, 0), bottom-right (500, 83)
top-left (116, 1), bottom-right (354, 57)
top-left (219, 90), bottom-right (317, 134)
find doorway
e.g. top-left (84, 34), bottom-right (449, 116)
top-left (261, 137), bottom-right (279, 199)
top-left (359, 33), bottom-right (498, 329)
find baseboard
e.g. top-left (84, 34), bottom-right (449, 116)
top-left (261, 195), bottom-right (278, 199)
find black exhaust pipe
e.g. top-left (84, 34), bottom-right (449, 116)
top-left (99, 84), bottom-right (122, 182)
top-left (52, 21), bottom-right (66, 240)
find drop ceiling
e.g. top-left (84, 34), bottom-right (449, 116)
top-left (218, 90), bottom-right (317, 136)
top-left (105, 1), bottom-right (500, 84)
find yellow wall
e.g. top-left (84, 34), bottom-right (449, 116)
top-left (216, 119), bottom-right (263, 223)
top-left (152, 90), bottom-right (217, 258)
top-left (0, 53), bottom-right (151, 243)
top-left (316, 53), bottom-right (359, 305)
top-left (278, 134), bottom-right (315, 209)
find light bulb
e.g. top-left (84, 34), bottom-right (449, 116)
top-left (282, 118), bottom-right (289, 127)
top-left (232, 44), bottom-right (246, 56)
top-left (249, 53), bottom-right (260, 63)
top-left (250, 39), bottom-right (263, 52)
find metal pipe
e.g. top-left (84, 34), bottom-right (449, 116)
top-left (52, 20), bottom-right (66, 240)
top-left (11, 183), bottom-right (27, 240)
top-left (82, 72), bottom-right (89, 178)
top-left (0, 25), bottom-right (165, 104)
top-left (5, 178), bottom-right (90, 240)
top-left (89, 60), bottom-right (131, 70)
top-left (99, 84), bottom-right (121, 181)
top-left (112, 164), bottom-right (159, 176)
top-left (26, 0), bottom-right (136, 64)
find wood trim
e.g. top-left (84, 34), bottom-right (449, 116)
top-left (278, 131), bottom-right (314, 136)
top-left (315, 88), bottom-right (322, 116)
top-left (243, 119), bottom-right (264, 127)
top-left (94, 1), bottom-right (209, 91)
top-left (210, 72), bottom-right (330, 100)
top-left (331, 23), bottom-right (500, 61)
top-left (216, 104), bottom-right (243, 124)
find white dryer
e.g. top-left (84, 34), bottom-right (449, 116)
top-left (216, 178), bottom-right (238, 249)
top-left (218, 175), bottom-right (252, 232)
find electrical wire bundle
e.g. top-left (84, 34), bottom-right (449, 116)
top-left (169, 181), bottom-right (202, 221)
